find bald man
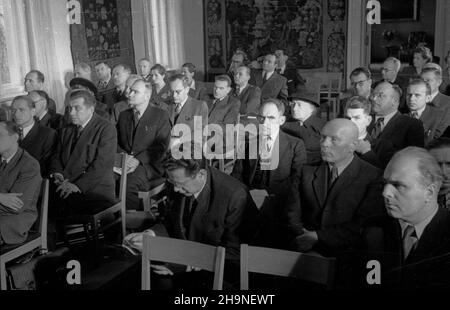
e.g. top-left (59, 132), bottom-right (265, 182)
top-left (363, 147), bottom-right (450, 289)
top-left (286, 119), bottom-right (384, 256)
top-left (368, 82), bottom-right (424, 167)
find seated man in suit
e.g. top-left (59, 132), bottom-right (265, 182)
top-left (364, 147), bottom-right (450, 289)
top-left (286, 119), bottom-right (384, 256)
top-left (368, 82), bottom-right (425, 167)
top-left (137, 58), bottom-right (152, 83)
top-left (228, 50), bottom-right (247, 86)
top-left (209, 75), bottom-right (240, 127)
top-left (0, 121), bottom-right (42, 245)
top-left (104, 64), bottom-right (132, 119)
top-left (116, 79), bottom-right (171, 210)
top-left (232, 99), bottom-right (306, 248)
top-left (11, 96), bottom-right (56, 177)
top-left (349, 67), bottom-right (373, 100)
top-left (181, 63), bottom-right (209, 102)
top-left (49, 90), bottom-right (117, 217)
top-left (95, 61), bottom-right (114, 103)
top-left (344, 96), bottom-right (385, 168)
top-left (74, 62), bottom-right (92, 81)
top-left (406, 79), bottom-right (450, 145)
top-left (250, 54), bottom-right (288, 106)
top-left (28, 90), bottom-right (62, 130)
top-left (168, 74), bottom-right (208, 145)
top-left (282, 92), bottom-right (326, 164)
top-left (421, 67), bottom-right (450, 113)
top-left (275, 49), bottom-right (305, 95)
top-left (233, 65), bottom-right (261, 117)
top-left (428, 138), bottom-right (450, 210)
top-left (24, 70), bottom-right (57, 114)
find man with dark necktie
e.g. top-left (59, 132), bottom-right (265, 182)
top-left (11, 95), bottom-right (56, 177)
top-left (405, 79), bottom-right (450, 146)
top-left (233, 65), bottom-right (261, 117)
top-left (286, 119), bottom-right (384, 257)
top-left (363, 147), bottom-right (450, 289)
top-left (368, 82), bottom-right (424, 167)
top-left (49, 90), bottom-right (117, 217)
top-left (116, 79), bottom-right (171, 211)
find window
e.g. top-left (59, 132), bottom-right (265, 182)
top-left (0, 0), bottom-right (30, 99)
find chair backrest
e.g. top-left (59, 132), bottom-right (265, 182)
top-left (240, 244), bottom-right (335, 290)
top-left (38, 179), bottom-right (49, 251)
top-left (115, 153), bottom-right (129, 238)
top-left (141, 235), bottom-right (226, 290)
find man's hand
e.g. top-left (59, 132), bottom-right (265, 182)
top-left (151, 264), bottom-right (174, 276)
top-left (355, 140), bottom-right (372, 155)
top-left (292, 229), bottom-right (318, 252)
top-left (0, 193), bottom-right (24, 212)
top-left (52, 173), bottom-right (66, 186)
top-left (186, 266), bottom-right (202, 272)
top-left (126, 156), bottom-right (140, 174)
top-left (56, 182), bottom-right (81, 199)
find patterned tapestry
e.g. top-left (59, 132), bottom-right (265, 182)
top-left (70, 0), bottom-right (135, 72)
top-left (204, 0), bottom-right (347, 77)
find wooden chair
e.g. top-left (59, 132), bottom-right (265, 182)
top-left (304, 72), bottom-right (342, 120)
top-left (0, 179), bottom-right (49, 290)
top-left (132, 181), bottom-right (167, 230)
top-left (141, 235), bottom-right (225, 290)
top-left (61, 153), bottom-right (128, 260)
top-left (240, 244), bottom-right (336, 290)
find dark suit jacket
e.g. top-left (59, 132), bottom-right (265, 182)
top-left (279, 65), bottom-right (305, 95)
top-left (97, 78), bottom-right (115, 104)
top-left (414, 105), bottom-right (450, 145)
top-left (188, 80), bottom-right (209, 102)
top-left (250, 70), bottom-right (288, 104)
top-left (38, 111), bottom-right (63, 130)
top-left (368, 112), bottom-right (424, 166)
top-left (164, 166), bottom-right (256, 261)
top-left (117, 105), bottom-right (171, 180)
top-left (151, 84), bottom-right (172, 111)
top-left (0, 148), bottom-right (42, 244)
top-left (286, 156), bottom-right (384, 254)
top-left (104, 88), bottom-right (127, 116)
top-left (232, 130), bottom-right (306, 197)
top-left (234, 84), bottom-right (261, 116)
top-left (282, 115), bottom-right (326, 165)
top-left (208, 95), bottom-right (241, 127)
top-left (50, 114), bottom-right (117, 200)
top-left (429, 92), bottom-right (450, 112)
top-left (364, 207), bottom-right (450, 289)
top-left (20, 122), bottom-right (57, 177)
top-left (167, 96), bottom-right (209, 134)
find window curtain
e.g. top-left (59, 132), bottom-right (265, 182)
top-left (144, 0), bottom-right (186, 69)
top-left (24, 0), bottom-right (68, 111)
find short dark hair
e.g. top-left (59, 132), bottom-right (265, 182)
top-left (407, 78), bottom-right (432, 96)
top-left (28, 70), bottom-right (45, 83)
top-left (427, 137), bottom-right (450, 151)
top-left (345, 96), bottom-right (371, 115)
top-left (350, 67), bottom-right (372, 80)
top-left (113, 63), bottom-right (132, 74)
top-left (164, 143), bottom-right (207, 177)
top-left (182, 63), bottom-right (196, 74)
top-left (215, 74), bottom-right (232, 87)
top-left (169, 73), bottom-right (189, 88)
top-left (260, 98), bottom-right (285, 116)
top-left (0, 120), bottom-right (20, 136)
top-left (12, 95), bottom-right (35, 109)
top-left (68, 89), bottom-right (96, 108)
top-left (151, 64), bottom-right (166, 76)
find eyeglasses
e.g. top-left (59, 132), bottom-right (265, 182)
top-left (370, 92), bottom-right (387, 100)
top-left (351, 80), bottom-right (369, 87)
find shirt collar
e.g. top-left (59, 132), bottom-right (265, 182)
top-left (264, 70), bottom-right (275, 80)
top-left (22, 121), bottom-right (35, 139)
top-left (399, 206), bottom-right (438, 240)
top-left (193, 171), bottom-right (209, 200)
top-left (2, 149), bottom-right (17, 164)
top-left (80, 114), bottom-right (93, 129)
top-left (190, 80), bottom-right (196, 90)
top-left (38, 110), bottom-right (48, 121)
top-left (414, 105), bottom-right (427, 118)
top-left (178, 96), bottom-right (189, 109)
top-left (376, 109), bottom-right (397, 127)
top-left (328, 154), bottom-right (354, 176)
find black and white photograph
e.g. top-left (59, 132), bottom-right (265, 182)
top-left (1, 0), bottom-right (450, 300)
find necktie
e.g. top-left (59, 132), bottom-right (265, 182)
top-left (371, 117), bottom-right (384, 140)
top-left (133, 110), bottom-right (140, 129)
top-left (18, 127), bottom-right (24, 141)
top-left (182, 197), bottom-right (197, 238)
top-left (264, 135), bottom-right (273, 153)
top-left (263, 72), bottom-right (268, 83)
top-left (328, 165), bottom-right (339, 190)
top-left (0, 159), bottom-right (7, 172)
top-left (402, 225), bottom-right (418, 260)
top-left (411, 111), bottom-right (419, 119)
top-left (70, 125), bottom-right (82, 154)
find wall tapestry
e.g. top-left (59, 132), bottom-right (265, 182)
top-left (70, 0), bottom-right (135, 72)
top-left (204, 0), bottom-right (347, 78)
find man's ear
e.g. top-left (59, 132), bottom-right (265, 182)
top-left (279, 115), bottom-right (286, 126)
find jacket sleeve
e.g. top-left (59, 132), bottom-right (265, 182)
top-left (246, 87), bottom-right (262, 116)
top-left (407, 118), bottom-right (425, 147)
top-left (41, 129), bottom-right (57, 177)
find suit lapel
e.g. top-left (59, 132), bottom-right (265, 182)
top-left (312, 163), bottom-right (328, 207)
top-left (1, 148), bottom-right (24, 176)
top-left (177, 97), bottom-right (193, 125)
top-left (21, 123), bottom-right (39, 148)
top-left (65, 115), bottom-right (98, 169)
top-left (325, 156), bottom-right (360, 206)
top-left (132, 105), bottom-right (152, 149)
top-left (379, 112), bottom-right (400, 139)
top-left (126, 110), bottom-right (134, 149)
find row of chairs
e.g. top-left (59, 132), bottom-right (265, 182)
top-left (141, 235), bottom-right (336, 290)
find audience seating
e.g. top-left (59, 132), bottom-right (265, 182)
top-left (129, 182), bottom-right (167, 231)
top-left (0, 179), bottom-right (49, 290)
top-left (60, 153), bottom-right (128, 262)
top-left (141, 235), bottom-right (226, 290)
top-left (240, 244), bottom-right (336, 290)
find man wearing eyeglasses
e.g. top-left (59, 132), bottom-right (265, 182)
top-left (349, 67), bottom-right (373, 99)
top-left (28, 90), bottom-right (62, 130)
top-left (232, 99), bottom-right (306, 248)
top-left (368, 82), bottom-right (424, 167)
